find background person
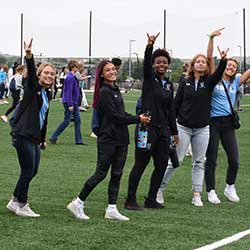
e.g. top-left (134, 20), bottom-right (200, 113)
top-left (49, 60), bottom-right (85, 145)
top-left (1, 65), bottom-right (25, 123)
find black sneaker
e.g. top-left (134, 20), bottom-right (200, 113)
top-left (144, 197), bottom-right (164, 209)
top-left (124, 197), bottom-right (144, 211)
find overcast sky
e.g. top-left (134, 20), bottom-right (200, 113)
top-left (1, 0), bottom-right (249, 59)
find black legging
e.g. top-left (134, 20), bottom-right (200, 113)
top-left (205, 116), bottom-right (239, 192)
top-left (5, 90), bottom-right (20, 116)
top-left (79, 144), bottom-right (128, 204)
top-left (127, 126), bottom-right (170, 200)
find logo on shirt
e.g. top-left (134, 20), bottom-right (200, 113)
top-left (200, 82), bottom-right (205, 88)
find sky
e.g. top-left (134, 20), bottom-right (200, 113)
top-left (1, 0), bottom-right (250, 60)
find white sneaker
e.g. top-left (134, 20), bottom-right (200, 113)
top-left (90, 132), bottom-right (97, 138)
top-left (67, 200), bottom-right (89, 220)
top-left (208, 190), bottom-right (221, 204)
top-left (156, 189), bottom-right (164, 204)
top-left (0, 115), bottom-right (8, 123)
top-left (6, 199), bottom-right (19, 213)
top-left (224, 184), bottom-right (240, 203)
top-left (105, 208), bottom-right (129, 221)
top-left (192, 195), bottom-right (204, 207)
top-left (15, 203), bottom-right (40, 217)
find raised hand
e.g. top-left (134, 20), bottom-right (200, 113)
top-left (217, 46), bottom-right (229, 60)
top-left (24, 38), bottom-right (33, 56)
top-left (209, 27), bottom-right (225, 39)
top-left (147, 32), bottom-right (160, 46)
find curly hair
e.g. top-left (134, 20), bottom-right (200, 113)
top-left (152, 49), bottom-right (171, 64)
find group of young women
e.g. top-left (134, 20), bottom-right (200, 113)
top-left (6, 28), bottom-right (249, 220)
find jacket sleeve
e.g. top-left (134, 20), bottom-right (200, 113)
top-left (64, 77), bottom-right (74, 106)
top-left (168, 97), bottom-right (178, 135)
top-left (99, 90), bottom-right (139, 125)
top-left (142, 45), bottom-right (154, 93)
top-left (206, 59), bottom-right (227, 91)
top-left (25, 55), bottom-right (37, 90)
top-left (174, 80), bottom-right (185, 117)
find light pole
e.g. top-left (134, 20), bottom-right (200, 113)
top-left (128, 39), bottom-right (135, 81)
top-left (133, 52), bottom-right (140, 80)
top-left (237, 45), bottom-right (242, 73)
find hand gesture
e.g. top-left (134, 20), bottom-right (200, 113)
top-left (147, 32), bottom-right (160, 46)
top-left (173, 134), bottom-right (179, 146)
top-left (217, 46), bottom-right (229, 60)
top-left (209, 27), bottom-right (224, 39)
top-left (139, 114), bottom-right (151, 125)
top-left (24, 38), bottom-right (33, 56)
top-left (40, 141), bottom-right (47, 150)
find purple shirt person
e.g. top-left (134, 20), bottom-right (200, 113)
top-left (50, 60), bottom-right (85, 145)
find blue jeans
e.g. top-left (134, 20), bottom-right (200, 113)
top-left (50, 103), bottom-right (83, 144)
top-left (161, 124), bottom-right (210, 193)
top-left (13, 135), bottom-right (41, 203)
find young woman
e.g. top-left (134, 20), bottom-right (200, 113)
top-left (158, 30), bottom-right (228, 206)
top-left (124, 33), bottom-right (179, 210)
top-left (6, 39), bottom-right (56, 217)
top-left (67, 60), bottom-right (150, 221)
top-left (205, 31), bottom-right (250, 204)
top-left (1, 65), bottom-right (25, 123)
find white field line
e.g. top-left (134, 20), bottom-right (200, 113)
top-left (194, 229), bottom-right (250, 250)
top-left (241, 104), bottom-right (250, 107)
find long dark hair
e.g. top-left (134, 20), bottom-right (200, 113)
top-left (92, 60), bottom-right (112, 108)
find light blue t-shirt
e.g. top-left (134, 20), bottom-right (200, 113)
top-left (210, 74), bottom-right (240, 117)
top-left (39, 88), bottom-right (49, 129)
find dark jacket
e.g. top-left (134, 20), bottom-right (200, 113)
top-left (97, 82), bottom-right (139, 145)
top-left (175, 59), bottom-right (227, 128)
top-left (12, 55), bottom-right (50, 144)
top-left (141, 45), bottom-right (178, 135)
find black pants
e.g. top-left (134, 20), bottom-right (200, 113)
top-left (205, 116), bottom-right (239, 192)
top-left (13, 135), bottom-right (41, 203)
top-left (5, 90), bottom-right (20, 116)
top-left (79, 144), bottom-right (128, 204)
top-left (127, 126), bottom-right (170, 200)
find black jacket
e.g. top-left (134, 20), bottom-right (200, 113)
top-left (12, 55), bottom-right (50, 144)
top-left (141, 45), bottom-right (178, 135)
top-left (97, 82), bottom-right (139, 145)
top-left (175, 59), bottom-right (227, 128)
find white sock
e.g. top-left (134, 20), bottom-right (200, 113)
top-left (107, 204), bottom-right (117, 210)
top-left (75, 197), bottom-right (84, 206)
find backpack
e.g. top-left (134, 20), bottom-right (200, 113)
top-left (91, 108), bottom-right (100, 136)
top-left (9, 77), bottom-right (17, 92)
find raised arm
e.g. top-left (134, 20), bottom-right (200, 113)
top-left (143, 32), bottom-right (160, 82)
top-left (206, 46), bottom-right (229, 91)
top-left (24, 38), bottom-right (37, 89)
top-left (240, 68), bottom-right (250, 85)
top-left (206, 28), bottom-right (224, 74)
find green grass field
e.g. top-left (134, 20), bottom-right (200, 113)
top-left (0, 91), bottom-right (249, 250)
